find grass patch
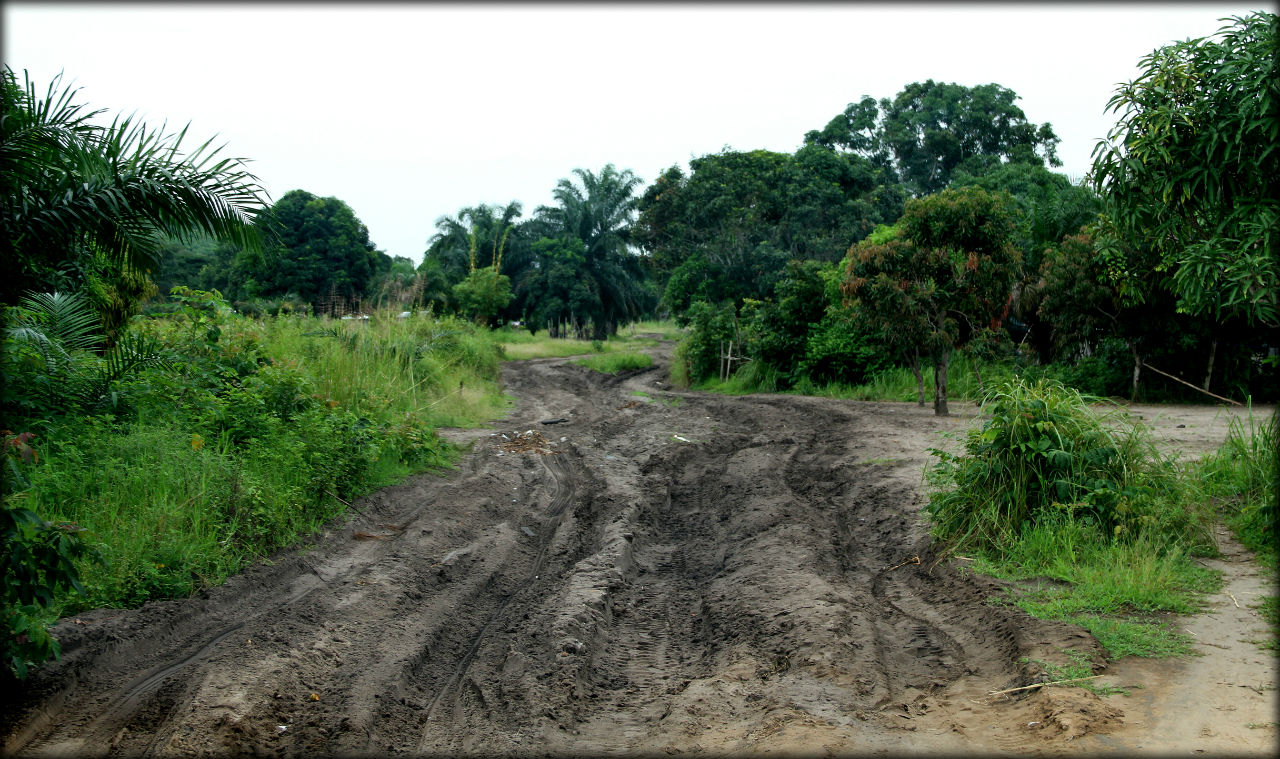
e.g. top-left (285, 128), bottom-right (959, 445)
top-left (573, 351), bottom-right (653, 374)
top-left (1022, 649), bottom-right (1132, 696)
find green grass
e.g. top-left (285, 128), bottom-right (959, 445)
top-left (573, 351), bottom-right (653, 374)
top-left (625, 319), bottom-right (684, 341)
top-left (261, 311), bottom-right (510, 427)
top-left (11, 307), bottom-right (510, 618)
top-left (1021, 649), bottom-right (1132, 696)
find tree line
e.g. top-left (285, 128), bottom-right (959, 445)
top-left (5, 11), bottom-right (1276, 407)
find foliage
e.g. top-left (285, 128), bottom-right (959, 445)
top-left (532, 164), bottom-right (655, 338)
top-left (926, 378), bottom-right (1210, 552)
top-left (1090, 12), bottom-right (1279, 328)
top-left (572, 351), bottom-right (653, 374)
top-left (675, 300), bottom-right (739, 386)
top-left (452, 266), bottom-right (512, 326)
top-left (515, 235), bottom-right (602, 337)
top-left (0, 66), bottom-right (268, 310)
top-left (239, 190), bottom-right (380, 313)
top-left (844, 187), bottom-right (1020, 414)
top-left (636, 147), bottom-right (901, 314)
top-left (1, 292), bottom-right (509, 677)
top-left (808, 80), bottom-right (1061, 197)
top-left (1193, 410), bottom-right (1278, 568)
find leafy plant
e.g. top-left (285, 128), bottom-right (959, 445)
top-left (926, 377), bottom-right (1205, 551)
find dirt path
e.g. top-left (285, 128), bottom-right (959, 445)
top-left (2, 341), bottom-right (1275, 756)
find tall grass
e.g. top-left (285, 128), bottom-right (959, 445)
top-left (1191, 409), bottom-right (1278, 569)
top-left (261, 312), bottom-right (508, 427)
top-left (14, 308), bottom-right (509, 615)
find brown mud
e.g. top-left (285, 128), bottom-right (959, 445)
top-left (2, 339), bottom-right (1275, 756)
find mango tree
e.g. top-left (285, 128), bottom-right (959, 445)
top-left (844, 187), bottom-right (1019, 415)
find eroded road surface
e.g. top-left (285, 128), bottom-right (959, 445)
top-left (3, 341), bottom-right (1274, 756)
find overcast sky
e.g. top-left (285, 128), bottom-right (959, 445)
top-left (4, 2), bottom-right (1268, 264)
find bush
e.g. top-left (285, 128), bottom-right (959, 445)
top-left (676, 300), bottom-right (738, 384)
top-left (927, 377), bottom-right (1209, 552)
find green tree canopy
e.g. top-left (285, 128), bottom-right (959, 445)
top-left (1090, 11), bottom-right (1278, 329)
top-left (534, 164), bottom-right (654, 338)
top-left (244, 190), bottom-right (380, 312)
top-left (635, 147), bottom-right (902, 316)
top-left (807, 80), bottom-right (1060, 197)
top-left (843, 187), bottom-right (1020, 414)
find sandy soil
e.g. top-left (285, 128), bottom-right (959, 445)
top-left (2, 339), bottom-right (1274, 757)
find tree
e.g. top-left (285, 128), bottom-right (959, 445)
top-left (635, 147), bottom-right (901, 317)
top-left (452, 266), bottom-right (512, 327)
top-left (844, 187), bottom-right (1020, 414)
top-left (516, 236), bottom-right (602, 337)
top-left (1090, 12), bottom-right (1279, 389)
top-left (535, 164), bottom-right (654, 338)
top-left (247, 190), bottom-right (380, 313)
top-left (0, 67), bottom-right (268, 310)
top-left (948, 162), bottom-right (1102, 361)
top-left (807, 81), bottom-right (1061, 197)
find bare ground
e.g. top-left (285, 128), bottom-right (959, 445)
top-left (2, 339), bottom-right (1275, 757)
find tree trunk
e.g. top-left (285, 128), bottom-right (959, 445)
top-left (911, 349), bottom-right (925, 407)
top-left (933, 349), bottom-right (950, 416)
top-left (1203, 337), bottom-right (1218, 392)
top-left (1130, 342), bottom-right (1142, 402)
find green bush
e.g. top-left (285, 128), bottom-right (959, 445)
top-left (926, 377), bottom-right (1208, 552)
top-left (676, 300), bottom-right (738, 384)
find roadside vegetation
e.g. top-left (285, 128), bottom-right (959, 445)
top-left (573, 351), bottom-right (653, 375)
top-left (926, 378), bottom-right (1275, 663)
top-left (4, 11), bottom-right (1275, 682)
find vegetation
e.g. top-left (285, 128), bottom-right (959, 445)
top-left (573, 351), bottom-right (653, 375)
top-left (2, 290), bottom-right (506, 677)
top-left (927, 377), bottom-right (1271, 660)
top-left (5, 11), bottom-right (1277, 681)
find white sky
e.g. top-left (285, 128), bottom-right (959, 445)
top-left (4, 2), bottom-right (1268, 265)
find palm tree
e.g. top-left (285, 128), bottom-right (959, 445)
top-left (0, 67), bottom-right (270, 308)
top-left (535, 165), bottom-right (654, 338)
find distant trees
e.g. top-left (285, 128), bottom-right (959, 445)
top-left (635, 146), bottom-right (902, 315)
top-left (234, 190), bottom-right (379, 312)
top-left (807, 80), bottom-right (1061, 197)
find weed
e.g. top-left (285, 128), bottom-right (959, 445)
top-left (1021, 650), bottom-right (1130, 696)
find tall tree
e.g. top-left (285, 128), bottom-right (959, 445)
top-left (1090, 12), bottom-right (1279, 389)
top-left (246, 190), bottom-right (379, 312)
top-left (807, 81), bottom-right (1060, 198)
top-left (844, 187), bottom-right (1020, 415)
top-left (535, 164), bottom-right (653, 338)
top-left (420, 201), bottom-right (524, 314)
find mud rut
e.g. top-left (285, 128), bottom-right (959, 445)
top-left (5, 341), bottom-right (1124, 757)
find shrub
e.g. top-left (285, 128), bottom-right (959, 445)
top-left (927, 377), bottom-right (1209, 552)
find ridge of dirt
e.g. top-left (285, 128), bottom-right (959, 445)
top-left (1, 339), bottom-right (1275, 756)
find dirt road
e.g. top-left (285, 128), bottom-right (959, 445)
top-left (3, 340), bottom-right (1275, 756)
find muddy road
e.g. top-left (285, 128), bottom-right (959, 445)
top-left (3, 341), bottom-right (1275, 756)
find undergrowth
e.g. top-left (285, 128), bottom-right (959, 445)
top-left (2, 291), bottom-right (507, 677)
top-left (929, 377), bottom-right (1226, 660)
